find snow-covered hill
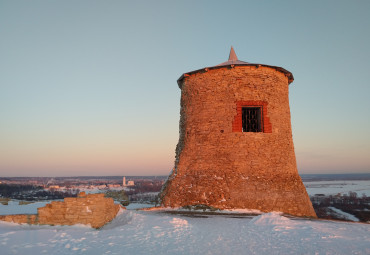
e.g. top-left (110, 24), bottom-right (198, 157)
top-left (1, 209), bottom-right (369, 255)
top-left (304, 180), bottom-right (370, 196)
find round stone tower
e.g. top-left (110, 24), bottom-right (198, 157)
top-left (160, 47), bottom-right (316, 217)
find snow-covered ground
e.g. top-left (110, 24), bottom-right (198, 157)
top-left (0, 210), bottom-right (369, 255)
top-left (1, 180), bottom-right (370, 254)
top-left (0, 201), bottom-right (51, 215)
top-left (303, 180), bottom-right (370, 196)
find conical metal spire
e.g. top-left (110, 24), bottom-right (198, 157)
top-left (215, 46), bottom-right (248, 67)
top-left (228, 46), bottom-right (238, 61)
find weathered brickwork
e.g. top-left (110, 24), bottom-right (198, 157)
top-left (0, 192), bottom-right (121, 228)
top-left (160, 64), bottom-right (317, 218)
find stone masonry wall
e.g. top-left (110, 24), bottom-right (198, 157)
top-left (160, 65), bottom-right (317, 218)
top-left (0, 192), bottom-right (121, 228)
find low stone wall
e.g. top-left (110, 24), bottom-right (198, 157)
top-left (0, 192), bottom-right (121, 228)
top-left (0, 214), bottom-right (38, 224)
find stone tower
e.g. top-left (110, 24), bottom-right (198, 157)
top-left (160, 47), bottom-right (316, 217)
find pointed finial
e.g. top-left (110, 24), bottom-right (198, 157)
top-left (228, 46), bottom-right (238, 61)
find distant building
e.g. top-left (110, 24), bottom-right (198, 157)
top-left (123, 177), bottom-right (134, 187)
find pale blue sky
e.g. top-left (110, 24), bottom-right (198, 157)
top-left (0, 0), bottom-right (369, 176)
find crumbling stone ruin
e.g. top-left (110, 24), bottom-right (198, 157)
top-left (160, 47), bottom-right (317, 218)
top-left (0, 192), bottom-right (121, 228)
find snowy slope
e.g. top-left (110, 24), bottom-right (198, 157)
top-left (328, 207), bottom-right (360, 222)
top-left (0, 210), bottom-right (369, 255)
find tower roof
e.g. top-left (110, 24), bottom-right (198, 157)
top-left (215, 46), bottom-right (250, 66)
top-left (229, 46), bottom-right (237, 61)
top-left (177, 47), bottom-right (294, 87)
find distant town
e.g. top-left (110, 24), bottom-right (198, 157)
top-left (0, 175), bottom-right (166, 188)
top-left (0, 176), bottom-right (167, 204)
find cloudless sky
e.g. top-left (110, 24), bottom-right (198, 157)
top-left (0, 0), bottom-right (369, 177)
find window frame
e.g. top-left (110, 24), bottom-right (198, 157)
top-left (241, 106), bottom-right (263, 133)
top-left (232, 100), bottom-right (272, 133)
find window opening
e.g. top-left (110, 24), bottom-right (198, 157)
top-left (242, 107), bottom-right (262, 132)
